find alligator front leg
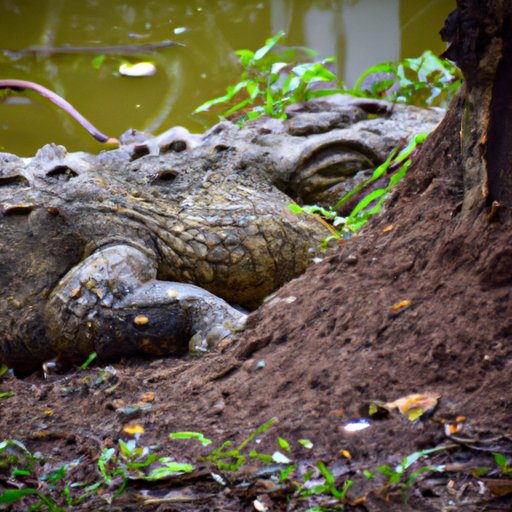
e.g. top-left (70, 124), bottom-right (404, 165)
top-left (44, 244), bottom-right (246, 367)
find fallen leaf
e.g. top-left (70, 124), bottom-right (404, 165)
top-left (217, 338), bottom-right (232, 350)
top-left (482, 478), bottom-right (512, 497)
top-left (0, 364), bottom-right (8, 377)
top-left (448, 423), bottom-right (463, 434)
top-left (391, 300), bottom-right (412, 311)
top-left (385, 392), bottom-right (440, 421)
top-left (341, 449), bottom-right (352, 459)
top-left (253, 499), bottom-right (268, 512)
top-left (123, 424), bottom-right (145, 435)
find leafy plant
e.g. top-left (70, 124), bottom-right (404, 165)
top-left (194, 31), bottom-right (339, 124)
top-left (79, 351), bottom-right (97, 370)
top-left (168, 431), bottom-right (213, 446)
top-left (0, 425), bottom-right (455, 511)
top-left (493, 452), bottom-right (512, 477)
top-left (299, 461), bottom-right (353, 501)
top-left (0, 441), bottom-right (98, 511)
top-left (290, 132), bottom-right (427, 241)
top-left (193, 417), bottom-right (278, 471)
top-left (369, 446), bottom-right (446, 490)
top-left (193, 32), bottom-right (461, 128)
top-left (170, 423), bottom-right (355, 509)
top-left (348, 50), bottom-right (462, 108)
top-left (98, 438), bottom-right (193, 493)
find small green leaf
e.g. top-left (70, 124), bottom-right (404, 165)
top-left (279, 463), bottom-right (296, 481)
top-left (98, 447), bottom-right (116, 483)
top-left (0, 439), bottom-right (34, 458)
top-left (236, 49), bottom-right (255, 67)
top-left (0, 363), bottom-right (9, 378)
top-left (253, 31), bottom-right (285, 61)
top-left (472, 466), bottom-right (491, 477)
top-left (11, 469), bottom-right (32, 477)
top-left (146, 461), bottom-right (194, 480)
top-left (118, 439), bottom-right (136, 458)
top-left (298, 439), bottom-right (313, 449)
top-left (249, 450), bottom-right (274, 463)
top-left (169, 431), bottom-right (212, 446)
top-left (493, 452), bottom-right (508, 468)
top-left (0, 488), bottom-right (37, 504)
top-left (0, 391), bottom-right (14, 399)
top-left (92, 54), bottom-right (106, 70)
top-left (353, 62), bottom-right (395, 91)
top-left (193, 80), bottom-right (251, 113)
top-left (278, 437), bottom-right (291, 453)
top-left (377, 464), bottom-right (397, 477)
top-left (363, 469), bottom-right (375, 479)
top-left (79, 352), bottom-right (97, 370)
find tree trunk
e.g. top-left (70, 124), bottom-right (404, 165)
top-left (441, 0), bottom-right (512, 221)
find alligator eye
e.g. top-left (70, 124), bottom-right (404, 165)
top-left (46, 165), bottom-right (78, 181)
top-left (294, 139), bottom-right (381, 204)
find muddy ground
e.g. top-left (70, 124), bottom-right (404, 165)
top-left (1, 101), bottom-right (512, 511)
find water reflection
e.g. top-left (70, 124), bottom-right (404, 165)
top-left (0, 0), bottom-right (454, 155)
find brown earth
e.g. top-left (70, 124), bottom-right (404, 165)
top-left (1, 98), bottom-right (512, 511)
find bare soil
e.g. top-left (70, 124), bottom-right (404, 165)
top-left (1, 100), bottom-right (512, 511)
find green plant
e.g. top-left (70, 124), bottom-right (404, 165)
top-left (0, 436), bottom-right (195, 510)
top-left (290, 132), bottom-right (427, 242)
top-left (368, 446), bottom-right (446, 490)
top-left (79, 351), bottom-right (97, 370)
top-left (193, 33), bottom-right (461, 127)
top-left (299, 461), bottom-right (352, 501)
top-left (193, 417), bottom-right (279, 471)
top-left (493, 452), bottom-right (512, 477)
top-left (0, 440), bottom-right (99, 511)
top-left (170, 423), bottom-right (355, 509)
top-left (98, 438), bottom-right (193, 494)
top-left (348, 50), bottom-right (462, 108)
top-left (194, 31), bottom-right (339, 124)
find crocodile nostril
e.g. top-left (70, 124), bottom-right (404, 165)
top-left (0, 175), bottom-right (29, 187)
top-left (153, 169), bottom-right (178, 183)
top-left (46, 165), bottom-right (78, 181)
top-left (2, 203), bottom-right (34, 215)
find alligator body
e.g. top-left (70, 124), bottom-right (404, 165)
top-left (0, 95), bottom-right (442, 374)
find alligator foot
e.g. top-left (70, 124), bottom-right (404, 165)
top-left (43, 244), bottom-right (246, 369)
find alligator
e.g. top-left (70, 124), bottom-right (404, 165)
top-left (0, 94), bottom-right (443, 375)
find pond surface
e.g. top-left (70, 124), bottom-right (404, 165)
top-left (0, 0), bottom-right (454, 156)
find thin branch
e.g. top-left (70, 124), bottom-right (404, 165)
top-left (5, 40), bottom-right (183, 58)
top-left (0, 79), bottom-right (118, 144)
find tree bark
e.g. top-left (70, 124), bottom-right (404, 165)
top-left (441, 0), bottom-right (512, 221)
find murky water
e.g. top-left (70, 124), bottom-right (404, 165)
top-left (0, 0), bottom-right (454, 156)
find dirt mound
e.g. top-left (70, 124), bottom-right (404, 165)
top-left (1, 100), bottom-right (512, 511)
